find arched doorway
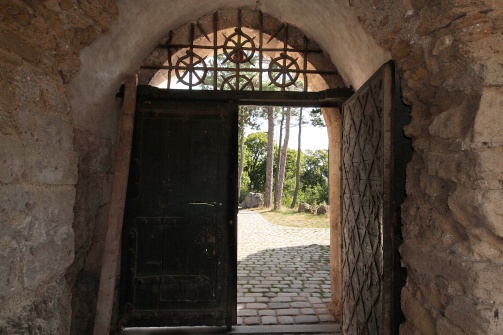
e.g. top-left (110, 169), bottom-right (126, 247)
top-left (92, 8), bottom-right (410, 335)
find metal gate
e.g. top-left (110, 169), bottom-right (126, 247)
top-left (341, 62), bottom-right (408, 335)
top-left (118, 88), bottom-right (238, 329)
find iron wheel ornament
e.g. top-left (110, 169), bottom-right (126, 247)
top-left (268, 52), bottom-right (300, 88)
top-left (223, 28), bottom-right (256, 64)
top-left (220, 74), bottom-right (256, 91)
top-left (175, 50), bottom-right (208, 87)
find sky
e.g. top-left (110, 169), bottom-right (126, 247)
top-left (250, 117), bottom-right (328, 152)
top-left (245, 106), bottom-right (328, 152)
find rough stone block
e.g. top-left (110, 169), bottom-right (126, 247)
top-left (469, 34), bottom-right (503, 86)
top-left (2, 277), bottom-right (72, 334)
top-left (400, 242), bottom-right (471, 295)
top-left (0, 142), bottom-right (26, 183)
top-left (473, 87), bottom-right (503, 146)
top-left (449, 187), bottom-right (503, 249)
top-left (474, 146), bottom-right (503, 189)
top-left (28, 146), bottom-right (78, 185)
top-left (401, 287), bottom-right (436, 335)
top-left (470, 262), bottom-right (503, 305)
top-left (22, 227), bottom-right (74, 289)
top-left (428, 102), bottom-right (475, 139)
top-left (445, 296), bottom-right (498, 334)
top-left (436, 316), bottom-right (469, 334)
top-left (2, 185), bottom-right (76, 290)
top-left (26, 114), bottom-right (74, 150)
top-left (0, 246), bottom-right (21, 299)
top-left (426, 151), bottom-right (474, 184)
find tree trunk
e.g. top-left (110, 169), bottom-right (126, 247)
top-left (273, 112), bottom-right (284, 210)
top-left (274, 107), bottom-right (291, 210)
top-left (264, 106), bottom-right (274, 208)
top-left (237, 126), bottom-right (245, 204)
top-left (290, 108), bottom-right (303, 208)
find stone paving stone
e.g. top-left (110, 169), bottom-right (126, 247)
top-left (247, 303), bottom-right (267, 309)
top-left (243, 317), bottom-right (260, 325)
top-left (271, 296), bottom-right (291, 302)
top-left (308, 297), bottom-right (322, 303)
top-left (238, 309), bottom-right (258, 317)
top-left (277, 309), bottom-right (300, 316)
top-left (295, 315), bottom-right (319, 323)
top-left (277, 316), bottom-right (295, 324)
top-left (268, 302), bottom-right (289, 309)
top-left (262, 316), bottom-right (278, 325)
top-left (278, 292), bottom-right (298, 297)
top-left (315, 308), bottom-right (331, 315)
top-left (291, 296), bottom-right (308, 302)
top-left (301, 308), bottom-right (316, 315)
top-left (319, 314), bottom-right (337, 322)
top-left (237, 297), bottom-right (255, 303)
top-left (244, 293), bottom-right (263, 297)
top-left (237, 211), bottom-right (334, 326)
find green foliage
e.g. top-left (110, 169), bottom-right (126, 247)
top-left (243, 132), bottom-right (269, 192)
top-left (241, 132), bottom-right (328, 206)
top-left (309, 108), bottom-right (325, 127)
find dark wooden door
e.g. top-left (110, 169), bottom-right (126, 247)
top-left (118, 90), bottom-right (238, 329)
top-left (341, 62), bottom-right (410, 335)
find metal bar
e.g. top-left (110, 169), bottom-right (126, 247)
top-left (213, 12), bottom-right (218, 90)
top-left (259, 11), bottom-right (263, 91)
top-left (93, 74), bottom-right (137, 335)
top-left (156, 43), bottom-right (325, 54)
top-left (189, 23), bottom-right (195, 89)
top-left (140, 65), bottom-right (338, 75)
top-left (282, 24), bottom-right (288, 91)
top-left (303, 36), bottom-right (309, 92)
top-left (167, 31), bottom-right (173, 89)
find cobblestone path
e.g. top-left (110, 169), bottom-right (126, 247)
top-left (237, 211), bottom-right (336, 326)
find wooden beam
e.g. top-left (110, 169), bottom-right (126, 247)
top-left (93, 75), bottom-right (137, 335)
top-left (136, 86), bottom-right (353, 107)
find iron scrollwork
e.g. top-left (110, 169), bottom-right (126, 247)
top-left (140, 9), bottom-right (339, 91)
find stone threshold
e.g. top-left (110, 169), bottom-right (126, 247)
top-left (123, 323), bottom-right (341, 334)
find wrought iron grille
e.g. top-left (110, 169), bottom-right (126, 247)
top-left (341, 70), bottom-right (385, 334)
top-left (139, 9), bottom-right (339, 91)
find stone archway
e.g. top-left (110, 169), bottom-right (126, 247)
top-left (131, 7), bottom-right (350, 323)
top-left (1, 1), bottom-right (502, 335)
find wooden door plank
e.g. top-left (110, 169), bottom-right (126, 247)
top-left (93, 75), bottom-right (138, 335)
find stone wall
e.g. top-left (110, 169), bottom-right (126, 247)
top-left (0, 0), bottom-right (502, 334)
top-left (349, 0), bottom-right (503, 333)
top-left (0, 1), bottom-right (117, 333)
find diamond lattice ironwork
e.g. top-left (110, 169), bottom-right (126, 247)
top-left (341, 71), bottom-right (385, 335)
